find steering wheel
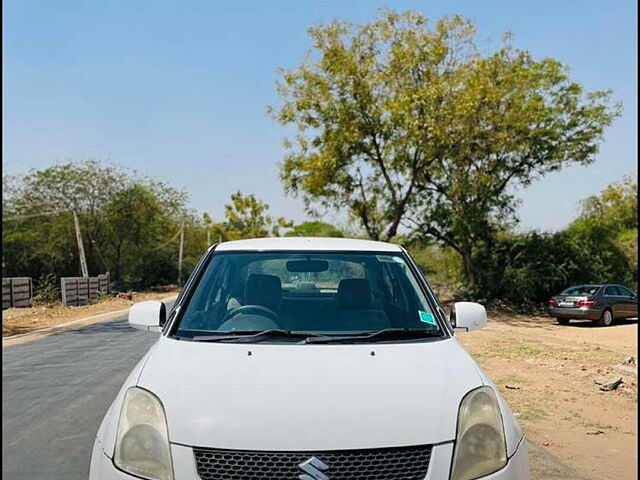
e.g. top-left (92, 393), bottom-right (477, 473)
top-left (222, 304), bottom-right (280, 324)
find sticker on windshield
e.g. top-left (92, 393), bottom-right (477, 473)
top-left (418, 310), bottom-right (436, 325)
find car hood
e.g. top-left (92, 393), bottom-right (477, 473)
top-left (137, 336), bottom-right (484, 451)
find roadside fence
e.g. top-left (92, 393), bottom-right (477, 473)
top-left (2, 277), bottom-right (33, 310)
top-left (60, 273), bottom-right (110, 307)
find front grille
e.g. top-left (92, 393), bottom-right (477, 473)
top-left (193, 444), bottom-right (432, 480)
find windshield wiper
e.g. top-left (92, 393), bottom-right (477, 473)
top-left (299, 328), bottom-right (443, 344)
top-left (191, 329), bottom-right (325, 343)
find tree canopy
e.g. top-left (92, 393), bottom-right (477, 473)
top-left (272, 10), bottom-right (621, 286)
top-left (209, 191), bottom-right (291, 241)
top-left (285, 221), bottom-right (344, 237)
top-left (3, 160), bottom-right (194, 288)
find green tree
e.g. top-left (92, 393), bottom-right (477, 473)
top-left (285, 221), bottom-right (344, 237)
top-left (463, 178), bottom-right (638, 306)
top-left (573, 176), bottom-right (638, 288)
top-left (213, 191), bottom-right (291, 241)
top-left (578, 176), bottom-right (637, 231)
top-left (103, 184), bottom-right (170, 285)
top-left (272, 10), bottom-right (621, 287)
top-left (2, 160), bottom-right (194, 289)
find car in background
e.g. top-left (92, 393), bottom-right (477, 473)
top-left (548, 284), bottom-right (638, 326)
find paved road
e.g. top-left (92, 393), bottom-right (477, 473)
top-left (2, 305), bottom-right (169, 480)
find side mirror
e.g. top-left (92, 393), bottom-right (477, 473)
top-left (129, 301), bottom-right (166, 332)
top-left (450, 301), bottom-right (487, 332)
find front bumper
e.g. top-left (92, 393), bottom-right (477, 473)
top-left (547, 306), bottom-right (602, 320)
top-left (89, 436), bottom-right (530, 480)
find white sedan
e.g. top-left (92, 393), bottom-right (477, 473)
top-left (90, 237), bottom-right (530, 480)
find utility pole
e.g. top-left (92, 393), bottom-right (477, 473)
top-left (72, 210), bottom-right (89, 278)
top-left (177, 222), bottom-right (185, 285)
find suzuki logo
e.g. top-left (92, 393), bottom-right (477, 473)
top-left (298, 456), bottom-right (330, 480)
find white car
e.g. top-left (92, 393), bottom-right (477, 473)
top-left (90, 237), bottom-right (530, 480)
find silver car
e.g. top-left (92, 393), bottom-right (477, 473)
top-left (548, 284), bottom-right (638, 326)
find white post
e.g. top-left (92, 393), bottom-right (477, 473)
top-left (73, 210), bottom-right (89, 278)
top-left (178, 222), bottom-right (184, 284)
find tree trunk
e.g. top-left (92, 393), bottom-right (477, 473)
top-left (459, 246), bottom-right (477, 287)
top-left (113, 244), bottom-right (122, 287)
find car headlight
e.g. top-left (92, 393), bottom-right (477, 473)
top-left (114, 387), bottom-right (173, 480)
top-left (450, 386), bottom-right (507, 480)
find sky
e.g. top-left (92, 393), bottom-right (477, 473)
top-left (3, 0), bottom-right (637, 232)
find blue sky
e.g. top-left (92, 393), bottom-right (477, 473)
top-left (3, 0), bottom-right (637, 231)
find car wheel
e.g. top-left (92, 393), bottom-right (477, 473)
top-left (596, 309), bottom-right (613, 327)
top-left (556, 318), bottom-right (570, 325)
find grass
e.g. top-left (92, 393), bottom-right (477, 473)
top-left (472, 337), bottom-right (549, 361)
top-left (563, 411), bottom-right (617, 431)
top-left (496, 373), bottom-right (529, 387)
top-left (518, 407), bottom-right (548, 422)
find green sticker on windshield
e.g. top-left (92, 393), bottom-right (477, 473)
top-left (418, 310), bottom-right (436, 325)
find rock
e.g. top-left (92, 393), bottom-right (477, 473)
top-left (586, 429), bottom-right (605, 435)
top-left (623, 356), bottom-right (636, 366)
top-left (117, 292), bottom-right (133, 301)
top-left (505, 384), bottom-right (521, 390)
top-left (594, 375), bottom-right (623, 391)
top-left (614, 364), bottom-right (637, 378)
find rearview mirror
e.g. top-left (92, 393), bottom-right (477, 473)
top-left (286, 260), bottom-right (329, 272)
top-left (450, 302), bottom-right (487, 332)
top-left (129, 300), bottom-right (166, 332)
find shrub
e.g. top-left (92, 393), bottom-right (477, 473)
top-left (32, 273), bottom-right (59, 306)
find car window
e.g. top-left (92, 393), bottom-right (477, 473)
top-left (174, 251), bottom-right (443, 340)
top-left (617, 286), bottom-right (635, 297)
top-left (562, 286), bottom-right (599, 296)
top-left (604, 286), bottom-right (619, 296)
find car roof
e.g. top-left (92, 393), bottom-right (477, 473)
top-left (566, 284), bottom-right (629, 289)
top-left (213, 237), bottom-right (404, 253)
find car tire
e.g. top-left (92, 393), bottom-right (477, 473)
top-left (596, 309), bottom-right (613, 327)
top-left (556, 318), bottom-right (570, 325)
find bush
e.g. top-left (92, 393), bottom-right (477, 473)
top-left (467, 223), bottom-right (636, 309)
top-left (32, 273), bottom-right (59, 306)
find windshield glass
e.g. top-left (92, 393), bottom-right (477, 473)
top-left (561, 285), bottom-right (600, 296)
top-left (173, 251), bottom-right (443, 341)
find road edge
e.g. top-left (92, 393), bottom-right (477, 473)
top-left (2, 294), bottom-right (178, 347)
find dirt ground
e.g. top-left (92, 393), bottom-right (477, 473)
top-left (1, 287), bottom-right (182, 337)
top-left (457, 311), bottom-right (638, 480)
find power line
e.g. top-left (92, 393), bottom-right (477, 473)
top-left (2, 209), bottom-right (71, 221)
top-left (149, 228), bottom-right (182, 251)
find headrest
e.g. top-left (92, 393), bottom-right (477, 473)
top-left (244, 274), bottom-right (282, 311)
top-left (336, 279), bottom-right (373, 309)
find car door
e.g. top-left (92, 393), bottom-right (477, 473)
top-left (603, 286), bottom-right (624, 318)
top-left (617, 286), bottom-right (638, 318)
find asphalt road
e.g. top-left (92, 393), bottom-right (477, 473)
top-left (2, 305), bottom-right (169, 480)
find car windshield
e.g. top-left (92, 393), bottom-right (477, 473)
top-left (173, 251), bottom-right (444, 342)
top-left (561, 285), bottom-right (600, 296)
